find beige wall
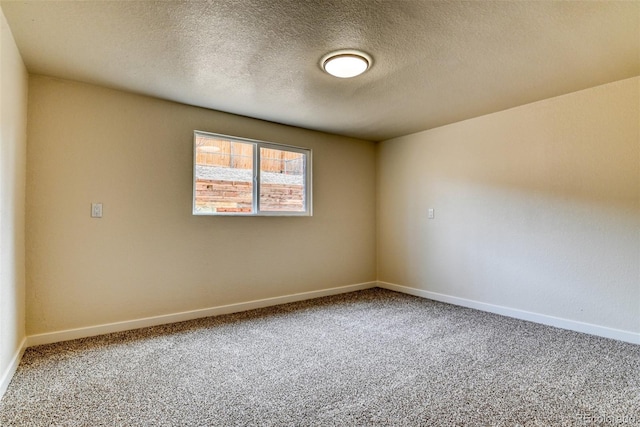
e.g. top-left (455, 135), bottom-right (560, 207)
top-left (26, 75), bottom-right (376, 335)
top-left (0, 7), bottom-right (27, 389)
top-left (378, 77), bottom-right (639, 333)
top-left (13, 53), bottom-right (640, 344)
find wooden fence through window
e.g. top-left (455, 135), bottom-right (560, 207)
top-left (195, 136), bottom-right (303, 174)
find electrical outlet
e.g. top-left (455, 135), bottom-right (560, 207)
top-left (428, 208), bottom-right (435, 219)
top-left (91, 203), bottom-right (103, 218)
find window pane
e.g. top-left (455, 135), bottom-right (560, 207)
top-left (259, 147), bottom-right (306, 212)
top-left (194, 135), bottom-right (254, 214)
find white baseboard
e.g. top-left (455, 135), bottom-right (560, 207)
top-left (27, 282), bottom-right (377, 347)
top-left (377, 281), bottom-right (639, 345)
top-left (0, 337), bottom-right (26, 400)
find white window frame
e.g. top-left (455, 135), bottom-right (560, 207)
top-left (193, 131), bottom-right (312, 216)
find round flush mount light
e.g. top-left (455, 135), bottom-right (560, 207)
top-left (321, 49), bottom-right (372, 78)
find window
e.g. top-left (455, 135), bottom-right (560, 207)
top-left (193, 131), bottom-right (312, 216)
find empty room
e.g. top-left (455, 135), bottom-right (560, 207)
top-left (1, 1), bottom-right (638, 425)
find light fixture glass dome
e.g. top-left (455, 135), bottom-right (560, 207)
top-left (321, 50), bottom-right (372, 78)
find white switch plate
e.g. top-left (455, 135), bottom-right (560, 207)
top-left (91, 203), bottom-right (103, 218)
top-left (428, 208), bottom-right (435, 219)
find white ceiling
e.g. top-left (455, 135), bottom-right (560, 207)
top-left (2, 0), bottom-right (639, 141)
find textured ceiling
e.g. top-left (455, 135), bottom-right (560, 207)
top-left (2, 0), bottom-right (639, 141)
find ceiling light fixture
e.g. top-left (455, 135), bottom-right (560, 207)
top-left (321, 50), bottom-right (372, 78)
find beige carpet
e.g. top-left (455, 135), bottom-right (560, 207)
top-left (1, 288), bottom-right (638, 426)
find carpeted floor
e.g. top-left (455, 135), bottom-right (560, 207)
top-left (1, 288), bottom-right (638, 426)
